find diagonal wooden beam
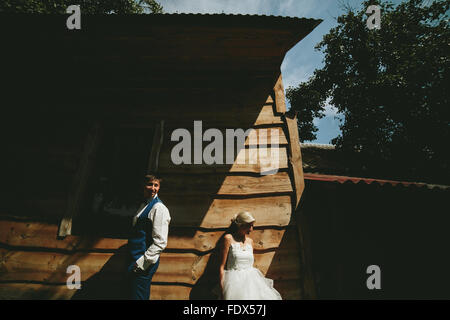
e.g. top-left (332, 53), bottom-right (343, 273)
top-left (58, 123), bottom-right (103, 237)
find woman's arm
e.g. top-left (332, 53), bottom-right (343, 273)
top-left (248, 237), bottom-right (254, 266)
top-left (219, 234), bottom-right (232, 292)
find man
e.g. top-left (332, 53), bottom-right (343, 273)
top-left (127, 174), bottom-right (171, 300)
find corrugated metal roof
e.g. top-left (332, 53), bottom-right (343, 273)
top-left (301, 144), bottom-right (448, 189)
top-left (0, 12), bottom-right (322, 33)
top-left (154, 12), bottom-right (317, 20)
top-left (301, 143), bottom-right (336, 150)
top-left (303, 173), bottom-right (450, 190)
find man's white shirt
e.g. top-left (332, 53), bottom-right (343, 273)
top-left (133, 195), bottom-right (171, 271)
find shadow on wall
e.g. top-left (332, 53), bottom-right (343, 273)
top-left (189, 224), bottom-right (307, 300)
top-left (70, 236), bottom-right (225, 300)
top-left (71, 245), bottom-right (129, 300)
top-left (189, 232), bottom-right (228, 300)
top-left (264, 225), bottom-right (304, 300)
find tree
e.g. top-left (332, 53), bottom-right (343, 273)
top-left (288, 0), bottom-right (449, 183)
top-left (0, 0), bottom-right (163, 14)
top-left (286, 78), bottom-right (327, 142)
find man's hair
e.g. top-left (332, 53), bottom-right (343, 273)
top-left (144, 173), bottom-right (163, 185)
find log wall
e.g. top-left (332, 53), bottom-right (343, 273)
top-left (0, 76), bottom-right (309, 300)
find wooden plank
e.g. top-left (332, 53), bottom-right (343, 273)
top-left (161, 172), bottom-right (293, 197)
top-left (69, 71), bottom-right (277, 90)
top-left (0, 220), bottom-right (293, 252)
top-left (0, 282), bottom-right (192, 300)
top-left (274, 73), bottom-right (287, 114)
top-left (160, 124), bottom-right (288, 174)
top-left (159, 104), bottom-right (283, 128)
top-left (163, 126), bottom-right (287, 148)
top-left (0, 220), bottom-right (126, 251)
top-left (0, 281), bottom-right (302, 300)
top-left (168, 228), bottom-right (288, 252)
top-left (63, 40), bottom-right (289, 60)
top-left (284, 113), bottom-right (305, 208)
top-left (0, 223), bottom-right (302, 299)
top-left (150, 285), bottom-right (192, 300)
top-left (58, 61), bottom-right (281, 86)
top-left (2, 193), bottom-right (293, 229)
top-left (2, 197), bottom-right (68, 221)
top-left (0, 194), bottom-right (292, 252)
top-left (58, 123), bottom-right (102, 237)
top-left (158, 249), bottom-right (302, 284)
top-left (0, 280), bottom-right (301, 300)
top-left (0, 283), bottom-right (76, 300)
top-left (165, 195), bottom-right (292, 228)
top-left (54, 86), bottom-right (271, 108)
top-left (0, 250), bottom-right (114, 283)
top-left (231, 147), bottom-right (288, 174)
top-left (50, 103), bottom-right (282, 128)
top-left (206, 172), bottom-right (292, 196)
top-left (1, 221), bottom-right (77, 250)
top-left (5, 249), bottom-right (299, 284)
top-left (0, 248), bottom-right (301, 285)
top-left (159, 147), bottom-right (288, 174)
top-left (245, 127), bottom-right (287, 145)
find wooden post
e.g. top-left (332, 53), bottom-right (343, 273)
top-left (58, 123), bottom-right (103, 237)
top-left (274, 73), bottom-right (287, 114)
top-left (284, 111), bottom-right (305, 209)
top-left (147, 120), bottom-right (164, 173)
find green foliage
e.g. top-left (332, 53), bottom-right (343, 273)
top-left (288, 0), bottom-right (449, 183)
top-left (0, 0), bottom-right (164, 14)
top-left (286, 78), bottom-right (327, 142)
top-left (140, 0), bottom-right (163, 14)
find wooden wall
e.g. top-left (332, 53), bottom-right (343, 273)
top-left (0, 76), bottom-right (309, 300)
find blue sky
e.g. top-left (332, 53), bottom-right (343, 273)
top-left (158, 0), bottom-right (406, 144)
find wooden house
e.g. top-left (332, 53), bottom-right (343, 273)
top-left (0, 13), bottom-right (321, 299)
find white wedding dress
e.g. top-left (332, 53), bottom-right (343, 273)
top-left (222, 242), bottom-right (282, 300)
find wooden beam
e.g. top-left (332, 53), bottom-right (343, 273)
top-left (160, 172), bottom-right (293, 197)
top-left (0, 281), bottom-right (302, 300)
top-left (164, 195), bottom-right (292, 228)
top-left (159, 147), bottom-right (289, 174)
top-left (284, 112), bottom-right (305, 209)
top-left (274, 73), bottom-right (287, 114)
top-left (163, 126), bottom-right (288, 147)
top-left (0, 248), bottom-right (301, 285)
top-left (159, 104), bottom-right (284, 128)
top-left (58, 123), bottom-right (103, 237)
top-left (147, 120), bottom-right (165, 173)
top-left (0, 220), bottom-right (296, 253)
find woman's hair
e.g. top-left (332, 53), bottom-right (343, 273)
top-left (231, 211), bottom-right (255, 227)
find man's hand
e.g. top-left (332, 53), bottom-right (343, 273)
top-left (133, 264), bottom-right (143, 274)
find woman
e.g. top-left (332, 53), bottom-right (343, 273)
top-left (218, 211), bottom-right (282, 300)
